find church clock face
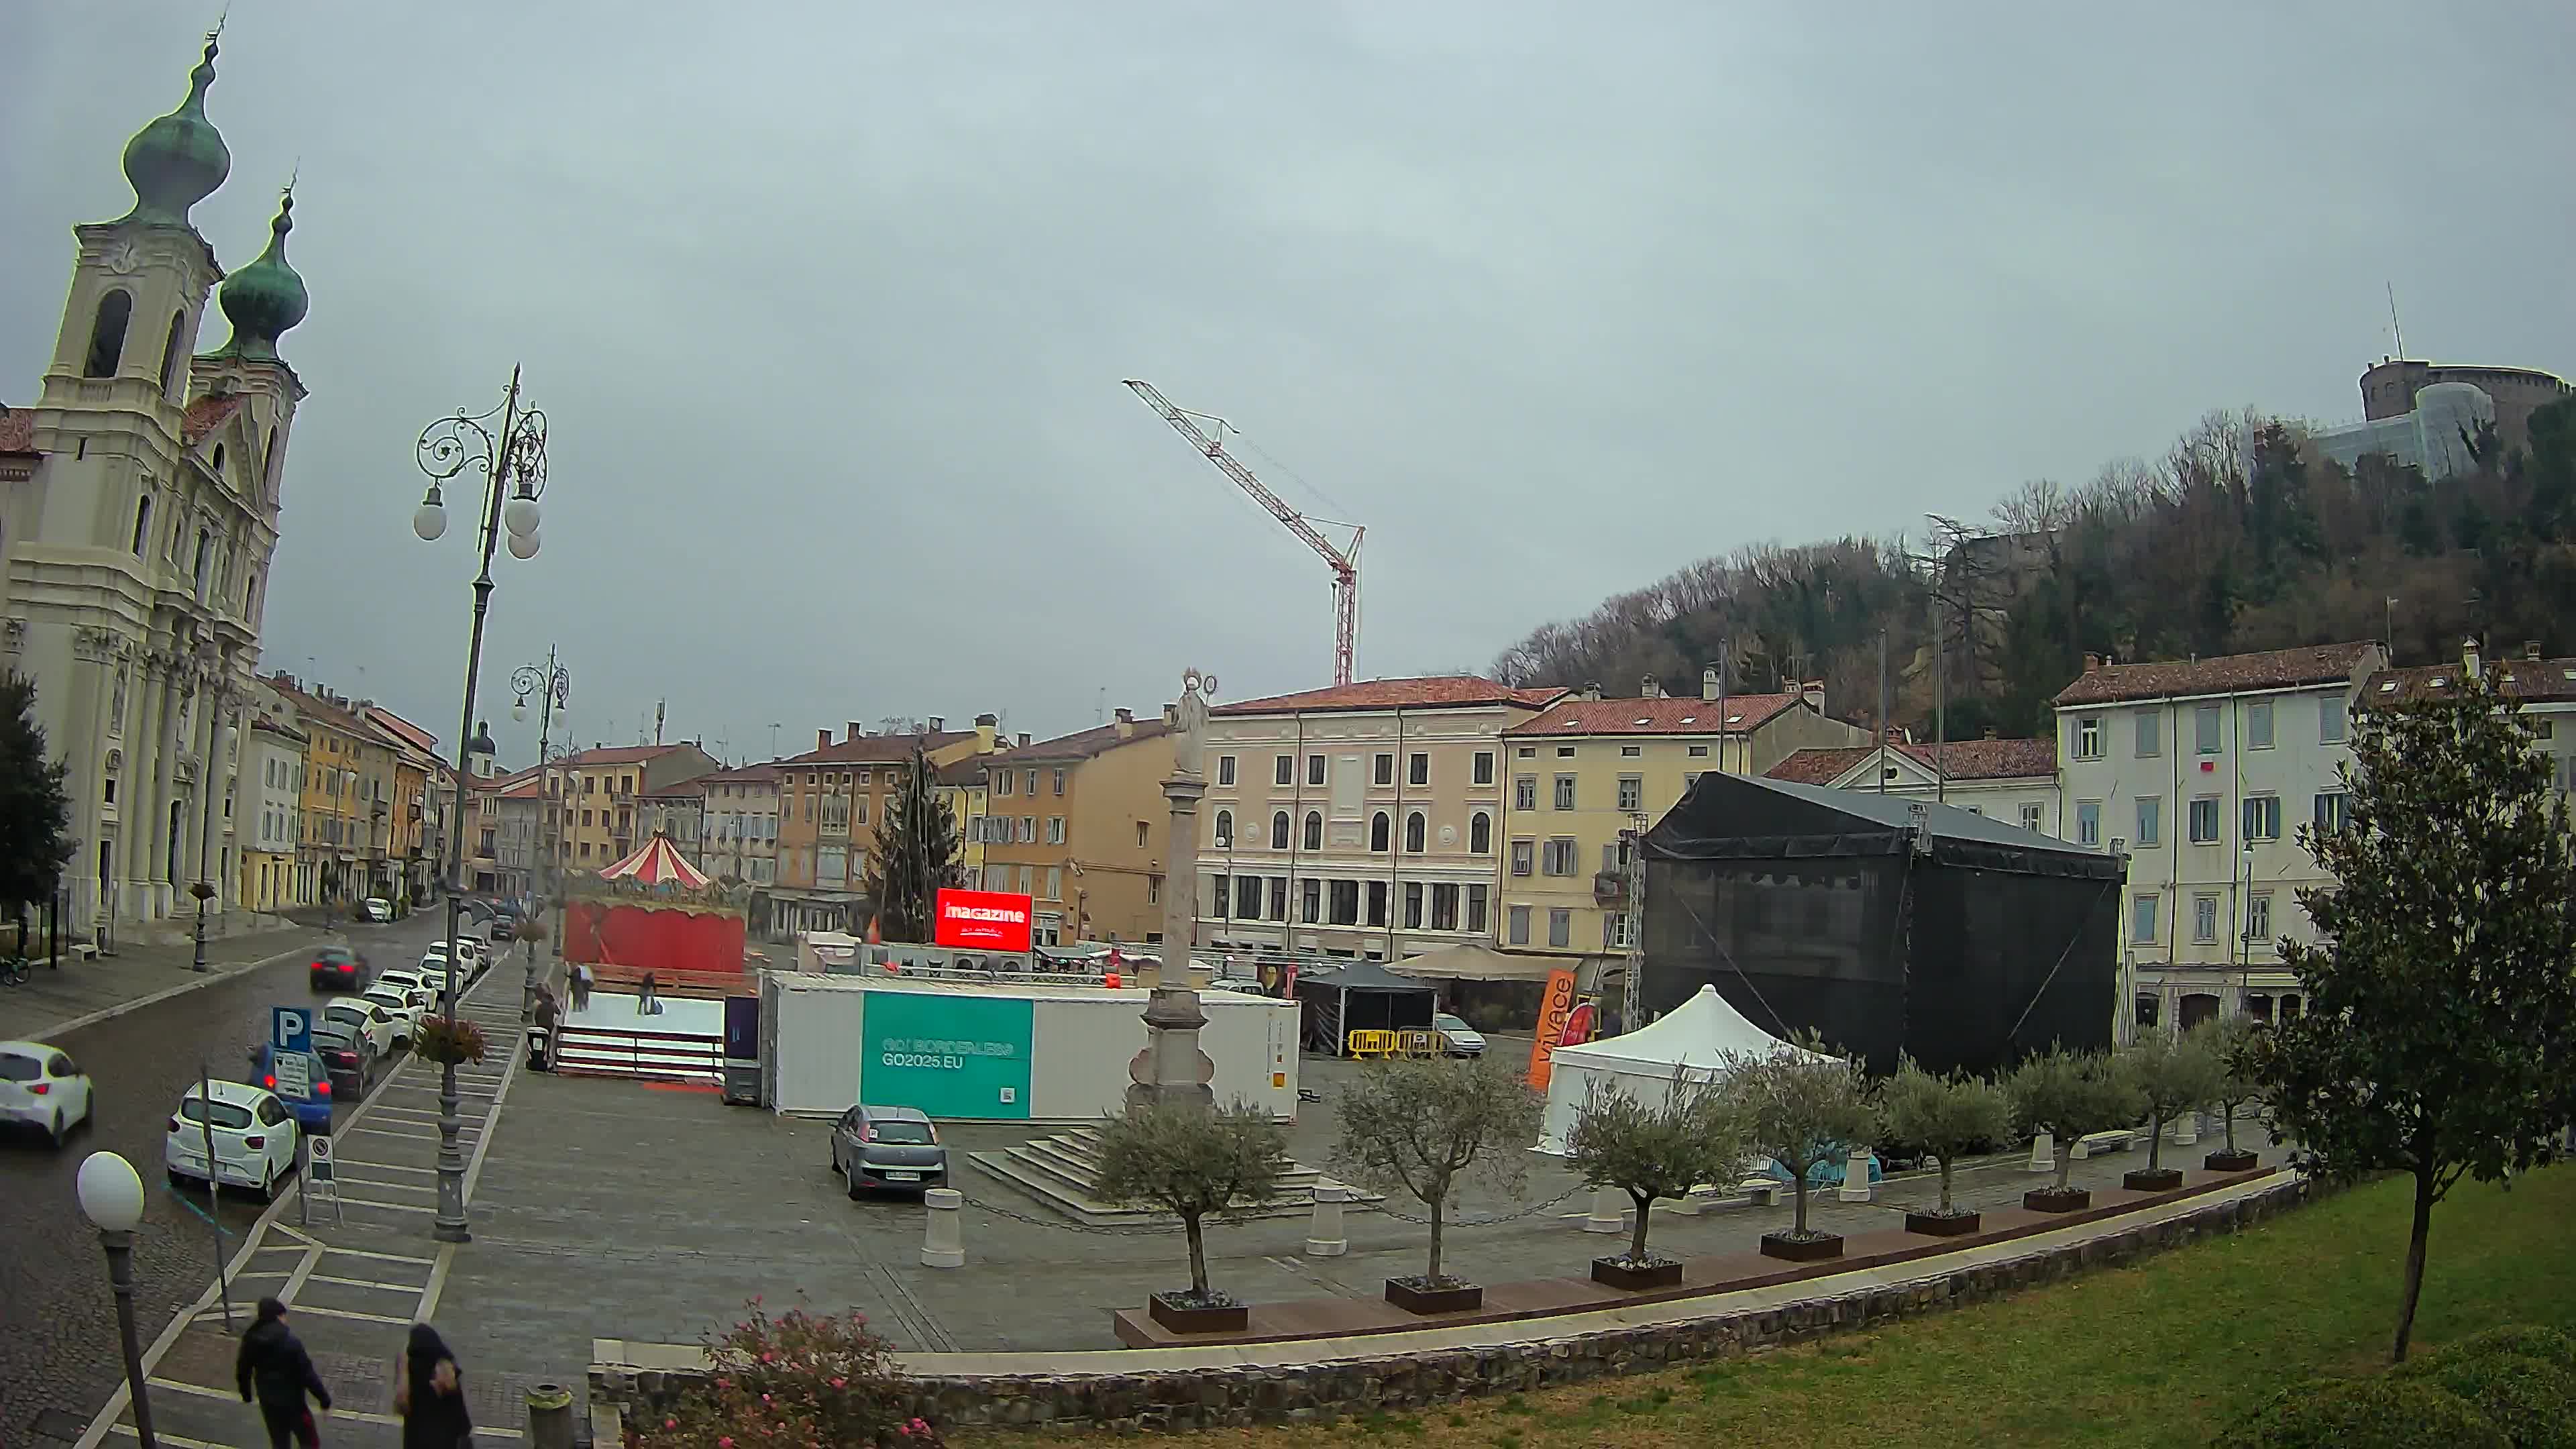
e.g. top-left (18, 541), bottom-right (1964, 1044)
top-left (105, 239), bottom-right (142, 275)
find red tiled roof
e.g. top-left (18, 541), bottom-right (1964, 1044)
top-left (774, 731), bottom-right (977, 767)
top-left (936, 757), bottom-right (994, 786)
top-left (1008, 718), bottom-right (1173, 761)
top-left (693, 763), bottom-right (779, 787)
top-left (559, 743), bottom-right (694, 767)
top-left (1214, 676), bottom-right (1567, 716)
top-left (2365, 656), bottom-right (2576, 706)
top-left (0, 407), bottom-right (36, 455)
top-left (181, 394), bottom-right (244, 446)
top-left (1768, 736), bottom-right (2058, 787)
top-left (1505, 693), bottom-right (1804, 737)
top-left (266, 678), bottom-right (370, 738)
top-left (2051, 643), bottom-right (2380, 707)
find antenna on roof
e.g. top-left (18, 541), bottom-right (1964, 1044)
top-left (2387, 282), bottom-right (2406, 359)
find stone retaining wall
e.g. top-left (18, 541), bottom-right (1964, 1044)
top-left (595, 1177), bottom-right (2314, 1433)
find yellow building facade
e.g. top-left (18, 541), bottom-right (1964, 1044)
top-left (1497, 684), bottom-right (1868, 963)
top-left (267, 678), bottom-right (388, 908)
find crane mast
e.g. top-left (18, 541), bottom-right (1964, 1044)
top-left (1126, 379), bottom-right (1363, 687)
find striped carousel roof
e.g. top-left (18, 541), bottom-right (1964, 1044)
top-left (596, 833), bottom-right (711, 888)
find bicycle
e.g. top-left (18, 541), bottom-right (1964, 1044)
top-left (0, 955), bottom-right (31, 987)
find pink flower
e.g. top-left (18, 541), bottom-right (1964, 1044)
top-left (719, 1439), bottom-right (735, 1448)
top-left (761, 1394), bottom-right (773, 1405)
top-left (760, 1352), bottom-right (775, 1363)
top-left (663, 1418), bottom-right (677, 1430)
top-left (829, 1378), bottom-right (845, 1389)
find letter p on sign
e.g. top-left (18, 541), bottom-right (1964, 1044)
top-left (272, 1006), bottom-right (311, 1055)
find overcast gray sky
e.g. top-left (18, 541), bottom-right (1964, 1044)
top-left (9, 3), bottom-right (2573, 766)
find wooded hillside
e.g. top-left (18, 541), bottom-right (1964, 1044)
top-left (1490, 398), bottom-right (2576, 739)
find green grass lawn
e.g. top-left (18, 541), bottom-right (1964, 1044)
top-left (1011, 1165), bottom-right (2576, 1449)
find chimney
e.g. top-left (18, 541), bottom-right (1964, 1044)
top-left (1702, 666), bottom-right (1721, 702)
top-left (1017, 732), bottom-right (1032, 748)
top-left (847, 720), bottom-right (864, 742)
top-left (2083, 652), bottom-right (2102, 673)
top-left (2526, 641), bottom-right (2544, 661)
top-left (975, 713), bottom-right (998, 751)
top-left (1114, 707), bottom-right (1135, 738)
top-left (816, 729), bottom-right (831, 751)
top-left (1802, 679), bottom-right (1826, 712)
top-left (1640, 674), bottom-right (1660, 699)
top-left (927, 716), bottom-right (945, 733)
top-left (1162, 702), bottom-right (1177, 727)
top-left (2463, 637), bottom-right (2481, 677)
top-left (1582, 681), bottom-right (1603, 702)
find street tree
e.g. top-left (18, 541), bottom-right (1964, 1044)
top-left (1721, 1033), bottom-right (1876, 1240)
top-left (1563, 1070), bottom-right (1754, 1265)
top-left (0, 672), bottom-right (73, 954)
top-left (2261, 665), bottom-right (2576, 1362)
top-left (2198, 1015), bottom-right (2267, 1161)
top-left (1876, 1057), bottom-right (2011, 1218)
top-left (1094, 1099), bottom-right (1289, 1307)
top-left (2123, 1029), bottom-right (2224, 1174)
top-left (859, 744), bottom-right (963, 944)
top-left (1330, 1053), bottom-right (1542, 1285)
top-left (2006, 1046), bottom-right (2143, 1195)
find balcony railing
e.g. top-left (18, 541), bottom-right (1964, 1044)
top-left (1593, 871), bottom-right (1629, 907)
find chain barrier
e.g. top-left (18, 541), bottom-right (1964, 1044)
top-left (1375, 1183), bottom-right (1585, 1228)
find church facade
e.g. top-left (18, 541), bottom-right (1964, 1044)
top-left (1, 33), bottom-right (313, 939)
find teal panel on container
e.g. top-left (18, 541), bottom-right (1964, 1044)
top-left (860, 990), bottom-right (1034, 1120)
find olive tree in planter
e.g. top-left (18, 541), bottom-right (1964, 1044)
top-left (1094, 1099), bottom-right (1290, 1334)
top-left (1331, 1053), bottom-right (1542, 1313)
top-left (2198, 1016), bottom-right (2266, 1172)
top-left (2121, 1028), bottom-right (2224, 1191)
top-left (2006, 1046), bottom-right (2143, 1212)
top-left (1877, 1056), bottom-right (2011, 1237)
top-left (1723, 1034), bottom-right (1876, 1263)
top-left (1563, 1069), bottom-right (1754, 1289)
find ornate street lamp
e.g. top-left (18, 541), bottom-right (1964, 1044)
top-left (412, 366), bottom-right (548, 1244)
top-left (512, 649), bottom-right (570, 1013)
top-left (78, 1150), bottom-right (158, 1448)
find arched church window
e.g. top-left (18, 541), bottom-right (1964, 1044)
top-left (159, 311), bottom-right (186, 396)
top-left (85, 290), bottom-right (133, 378)
top-left (212, 443), bottom-right (226, 476)
top-left (263, 425), bottom-right (280, 500)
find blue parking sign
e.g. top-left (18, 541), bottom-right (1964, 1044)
top-left (272, 1005), bottom-right (313, 1056)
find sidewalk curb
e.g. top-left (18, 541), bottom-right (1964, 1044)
top-left (31, 932), bottom-right (341, 1040)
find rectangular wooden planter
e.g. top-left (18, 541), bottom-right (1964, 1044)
top-left (1591, 1256), bottom-right (1685, 1290)
top-left (2204, 1149), bottom-right (2260, 1173)
top-left (1147, 1293), bottom-right (1248, 1335)
top-left (1384, 1278), bottom-right (1483, 1314)
top-left (1904, 1210), bottom-right (1981, 1237)
top-left (2123, 1167), bottom-right (2186, 1192)
top-left (1758, 1231), bottom-right (1844, 1263)
top-left (2024, 1187), bottom-right (2092, 1213)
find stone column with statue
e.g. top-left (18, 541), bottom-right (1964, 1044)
top-left (1127, 669), bottom-right (1220, 1115)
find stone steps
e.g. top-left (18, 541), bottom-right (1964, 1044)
top-left (966, 1127), bottom-right (1378, 1228)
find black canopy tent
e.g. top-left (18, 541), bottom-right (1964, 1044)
top-left (1640, 773), bottom-right (2123, 1077)
top-left (1295, 959), bottom-right (1440, 1055)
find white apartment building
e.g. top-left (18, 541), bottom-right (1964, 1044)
top-left (698, 763), bottom-right (780, 887)
top-left (238, 715), bottom-right (305, 912)
top-left (2052, 642), bottom-right (2386, 1036)
top-left (2365, 640), bottom-right (2576, 790)
top-left (1768, 735), bottom-right (2061, 836)
top-left (1196, 677), bottom-right (1566, 961)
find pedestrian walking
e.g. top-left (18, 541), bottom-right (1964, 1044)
top-left (235, 1298), bottom-right (331, 1448)
top-left (568, 962), bottom-right (591, 1013)
top-left (393, 1322), bottom-right (473, 1449)
top-left (637, 972), bottom-right (661, 1016)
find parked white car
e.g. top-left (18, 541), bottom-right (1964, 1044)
top-left (362, 983), bottom-right (424, 1042)
top-left (323, 996), bottom-right (402, 1059)
top-left (0, 1039), bottom-right (95, 1147)
top-left (361, 897), bottom-right (394, 922)
top-left (166, 1079), bottom-right (299, 1199)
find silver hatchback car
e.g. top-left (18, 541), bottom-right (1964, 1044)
top-left (830, 1104), bottom-right (948, 1196)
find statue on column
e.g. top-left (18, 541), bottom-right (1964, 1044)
top-left (1131, 667), bottom-right (1220, 1114)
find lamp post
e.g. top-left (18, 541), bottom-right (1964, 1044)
top-left (413, 366), bottom-right (549, 1243)
top-left (513, 650), bottom-right (570, 1015)
top-left (78, 1150), bottom-right (158, 1449)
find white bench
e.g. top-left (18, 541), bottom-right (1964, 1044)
top-left (65, 943), bottom-right (99, 962)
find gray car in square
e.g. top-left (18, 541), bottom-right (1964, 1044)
top-left (830, 1104), bottom-right (949, 1196)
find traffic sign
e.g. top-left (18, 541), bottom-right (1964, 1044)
top-left (271, 1006), bottom-right (313, 1055)
top-left (274, 1052), bottom-right (313, 1100)
top-left (305, 1134), bottom-right (335, 1181)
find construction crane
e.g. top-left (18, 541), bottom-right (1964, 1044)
top-left (1126, 379), bottom-right (1364, 687)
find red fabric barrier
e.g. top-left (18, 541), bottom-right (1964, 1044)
top-left (563, 900), bottom-right (744, 975)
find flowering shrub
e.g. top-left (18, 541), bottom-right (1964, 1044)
top-left (627, 1299), bottom-right (923, 1449)
top-left (414, 1016), bottom-right (488, 1066)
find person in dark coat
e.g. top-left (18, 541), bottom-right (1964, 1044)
top-left (235, 1297), bottom-right (331, 1448)
top-left (394, 1322), bottom-right (472, 1449)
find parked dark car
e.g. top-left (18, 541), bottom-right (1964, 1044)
top-left (830, 1104), bottom-right (949, 1195)
top-left (309, 946), bottom-right (366, 993)
top-left (307, 1021), bottom-right (373, 1096)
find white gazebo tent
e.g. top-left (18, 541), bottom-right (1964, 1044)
top-left (1536, 983), bottom-right (1831, 1154)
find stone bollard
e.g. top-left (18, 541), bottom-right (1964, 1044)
top-left (1303, 1182), bottom-right (1350, 1257)
top-left (525, 1382), bottom-right (575, 1449)
top-left (1837, 1147), bottom-right (1875, 1203)
top-left (2028, 1132), bottom-right (2055, 1174)
top-left (921, 1187), bottom-right (965, 1269)
top-left (1582, 1185), bottom-right (1627, 1234)
top-left (2172, 1111), bottom-right (2199, 1146)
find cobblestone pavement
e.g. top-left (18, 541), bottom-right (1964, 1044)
top-left (428, 1046), bottom-right (2285, 1404)
top-left (1, 910), bottom-right (532, 1449)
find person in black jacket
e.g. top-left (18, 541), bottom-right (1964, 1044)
top-left (236, 1298), bottom-right (331, 1448)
